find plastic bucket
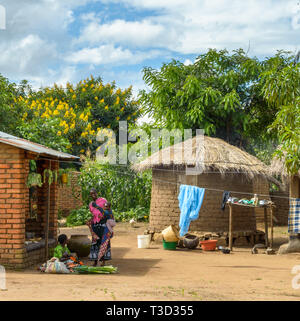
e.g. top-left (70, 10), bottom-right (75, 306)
top-left (163, 240), bottom-right (177, 250)
top-left (137, 235), bottom-right (151, 249)
top-left (200, 240), bottom-right (217, 251)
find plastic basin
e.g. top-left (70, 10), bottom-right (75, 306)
top-left (200, 240), bottom-right (217, 251)
top-left (163, 240), bottom-right (177, 250)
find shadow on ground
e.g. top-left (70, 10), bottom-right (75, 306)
top-left (109, 258), bottom-right (161, 276)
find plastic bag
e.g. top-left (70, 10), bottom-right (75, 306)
top-left (44, 258), bottom-right (70, 274)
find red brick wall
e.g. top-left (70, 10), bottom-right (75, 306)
top-left (0, 142), bottom-right (60, 269)
top-left (57, 171), bottom-right (82, 216)
top-left (149, 169), bottom-right (270, 234)
top-left (0, 143), bottom-right (28, 269)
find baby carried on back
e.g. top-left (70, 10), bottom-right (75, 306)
top-left (91, 200), bottom-right (116, 235)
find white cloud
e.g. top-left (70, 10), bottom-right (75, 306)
top-left (76, 19), bottom-right (166, 47)
top-left (0, 34), bottom-right (57, 76)
top-left (0, 0), bottom-right (299, 91)
top-left (93, 0), bottom-right (300, 56)
top-left (183, 59), bottom-right (193, 66)
top-left (66, 44), bottom-right (161, 65)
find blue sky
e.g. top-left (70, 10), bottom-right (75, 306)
top-left (0, 0), bottom-right (299, 96)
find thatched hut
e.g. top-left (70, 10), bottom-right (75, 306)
top-left (133, 136), bottom-right (273, 237)
top-left (270, 154), bottom-right (300, 198)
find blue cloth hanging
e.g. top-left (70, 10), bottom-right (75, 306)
top-left (178, 184), bottom-right (205, 237)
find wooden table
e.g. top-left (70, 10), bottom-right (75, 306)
top-left (227, 202), bottom-right (275, 251)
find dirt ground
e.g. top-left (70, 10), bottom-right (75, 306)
top-left (1, 223), bottom-right (300, 301)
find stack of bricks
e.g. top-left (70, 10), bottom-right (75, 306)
top-left (149, 169), bottom-right (270, 234)
top-left (23, 245), bottom-right (54, 267)
top-left (57, 171), bottom-right (82, 216)
top-left (0, 143), bottom-right (28, 269)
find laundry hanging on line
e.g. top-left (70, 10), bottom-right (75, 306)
top-left (220, 191), bottom-right (231, 211)
top-left (288, 198), bottom-right (300, 234)
top-left (178, 184), bottom-right (205, 237)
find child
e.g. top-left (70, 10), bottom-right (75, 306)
top-left (54, 234), bottom-right (71, 261)
top-left (103, 202), bottom-right (116, 235)
top-left (53, 234), bottom-right (83, 271)
top-left (90, 201), bottom-right (116, 235)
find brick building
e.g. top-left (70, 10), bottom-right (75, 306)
top-left (57, 171), bottom-right (82, 217)
top-left (0, 131), bottom-right (79, 269)
top-left (133, 136), bottom-right (276, 236)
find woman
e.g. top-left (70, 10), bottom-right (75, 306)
top-left (86, 188), bottom-right (112, 267)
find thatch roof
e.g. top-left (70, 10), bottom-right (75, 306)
top-left (270, 154), bottom-right (300, 178)
top-left (132, 135), bottom-right (270, 179)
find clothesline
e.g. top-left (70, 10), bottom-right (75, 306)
top-left (151, 177), bottom-right (291, 200)
top-left (34, 156), bottom-right (292, 201)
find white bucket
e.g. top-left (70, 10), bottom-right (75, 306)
top-left (137, 235), bottom-right (151, 249)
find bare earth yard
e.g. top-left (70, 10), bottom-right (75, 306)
top-left (1, 223), bottom-right (300, 301)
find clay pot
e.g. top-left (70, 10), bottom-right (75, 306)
top-left (68, 234), bottom-right (91, 258)
top-left (183, 234), bottom-right (200, 249)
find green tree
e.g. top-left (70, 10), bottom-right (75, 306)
top-left (139, 49), bottom-right (293, 151)
top-left (261, 52), bottom-right (300, 174)
top-left (6, 76), bottom-right (140, 155)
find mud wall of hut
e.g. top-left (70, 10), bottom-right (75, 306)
top-left (149, 169), bottom-right (270, 234)
top-left (269, 191), bottom-right (289, 226)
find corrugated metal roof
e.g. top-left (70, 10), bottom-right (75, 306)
top-left (0, 131), bottom-right (79, 160)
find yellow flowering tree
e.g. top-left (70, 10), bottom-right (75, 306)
top-left (13, 76), bottom-right (140, 155)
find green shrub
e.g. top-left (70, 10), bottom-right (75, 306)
top-left (66, 206), bottom-right (91, 227)
top-left (66, 205), bottom-right (149, 226)
top-left (114, 205), bottom-right (149, 222)
top-left (78, 159), bottom-right (152, 213)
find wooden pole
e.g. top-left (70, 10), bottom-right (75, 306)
top-left (229, 203), bottom-right (233, 250)
top-left (45, 160), bottom-right (51, 261)
top-left (270, 206), bottom-right (273, 248)
top-left (264, 207), bottom-right (269, 248)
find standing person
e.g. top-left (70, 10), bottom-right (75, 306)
top-left (86, 188), bottom-right (112, 267)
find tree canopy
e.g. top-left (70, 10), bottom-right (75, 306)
top-left (262, 53), bottom-right (300, 174)
top-left (1, 75), bottom-right (140, 156)
top-left (139, 49), bottom-right (296, 153)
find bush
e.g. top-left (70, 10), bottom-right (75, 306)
top-left (66, 205), bottom-right (149, 226)
top-left (66, 206), bottom-right (91, 227)
top-left (114, 206), bottom-right (149, 222)
top-left (78, 159), bottom-right (152, 213)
